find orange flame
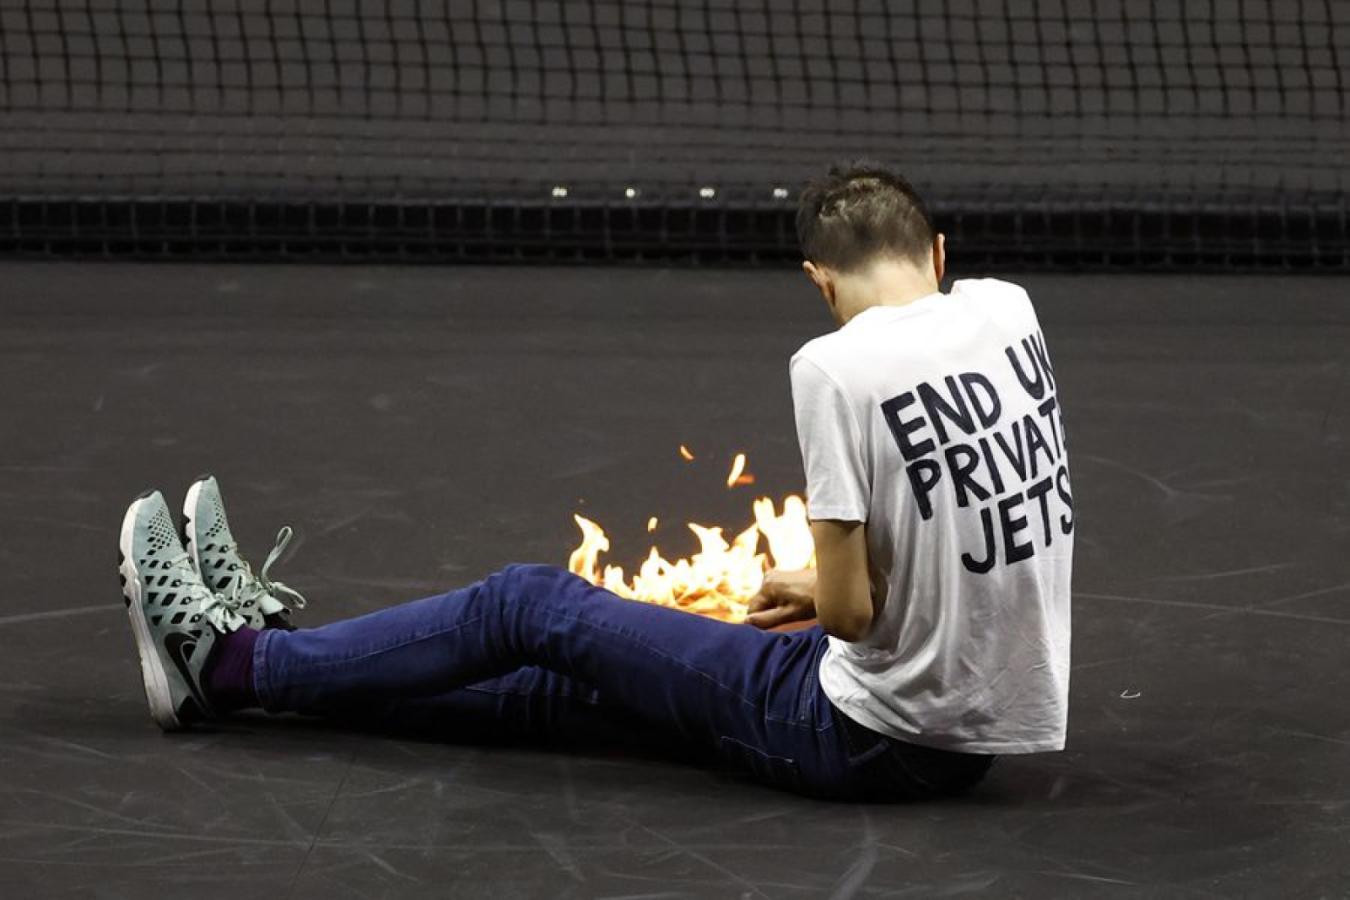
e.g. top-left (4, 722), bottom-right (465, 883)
top-left (726, 453), bottom-right (747, 487)
top-left (567, 495), bottom-right (815, 623)
top-left (679, 445), bottom-right (695, 461)
top-left (647, 516), bottom-right (658, 532)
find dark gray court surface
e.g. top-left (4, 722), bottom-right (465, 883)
top-left (1, 263), bottom-right (1347, 898)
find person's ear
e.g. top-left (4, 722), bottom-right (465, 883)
top-left (933, 233), bottom-right (946, 284)
top-left (802, 260), bottom-right (836, 307)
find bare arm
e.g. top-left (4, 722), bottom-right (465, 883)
top-left (808, 519), bottom-right (873, 641)
top-left (747, 519), bottom-right (873, 641)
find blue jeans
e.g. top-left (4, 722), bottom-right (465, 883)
top-left (253, 564), bottom-right (994, 800)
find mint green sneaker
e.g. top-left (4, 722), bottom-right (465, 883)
top-left (182, 475), bottom-right (306, 631)
top-left (119, 490), bottom-right (246, 731)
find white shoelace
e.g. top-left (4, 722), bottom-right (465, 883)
top-left (219, 526), bottom-right (308, 618)
top-left (163, 551), bottom-right (247, 633)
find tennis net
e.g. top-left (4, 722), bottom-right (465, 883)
top-left (1, 1), bottom-right (1346, 267)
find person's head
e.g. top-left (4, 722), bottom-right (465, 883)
top-left (796, 162), bottom-right (945, 325)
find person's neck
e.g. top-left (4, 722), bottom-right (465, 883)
top-left (833, 259), bottom-right (940, 325)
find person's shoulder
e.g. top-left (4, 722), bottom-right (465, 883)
top-left (951, 277), bottom-right (1033, 305)
top-left (791, 330), bottom-right (850, 379)
top-left (951, 277), bottom-right (1038, 325)
top-left (789, 334), bottom-right (858, 402)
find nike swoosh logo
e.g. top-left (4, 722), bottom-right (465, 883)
top-left (163, 631), bottom-right (212, 715)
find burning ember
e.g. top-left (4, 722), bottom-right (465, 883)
top-left (566, 452), bottom-right (816, 622)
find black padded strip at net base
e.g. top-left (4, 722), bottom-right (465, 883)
top-left (1, 1), bottom-right (1347, 268)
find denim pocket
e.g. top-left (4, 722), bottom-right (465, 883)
top-left (831, 705), bottom-right (959, 800)
top-left (833, 703), bottom-right (892, 766)
top-left (718, 735), bottom-right (803, 792)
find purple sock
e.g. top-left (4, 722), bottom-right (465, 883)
top-left (205, 626), bottom-right (261, 712)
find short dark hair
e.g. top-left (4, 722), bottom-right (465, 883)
top-left (795, 162), bottom-right (936, 271)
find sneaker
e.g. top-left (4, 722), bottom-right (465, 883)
top-left (118, 490), bottom-right (246, 731)
top-left (182, 474), bottom-right (306, 631)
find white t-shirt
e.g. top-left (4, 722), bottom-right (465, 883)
top-left (791, 278), bottom-right (1073, 755)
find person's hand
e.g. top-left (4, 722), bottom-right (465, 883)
top-left (746, 568), bottom-right (817, 630)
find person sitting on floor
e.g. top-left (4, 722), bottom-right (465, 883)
top-left (116, 161), bottom-right (1074, 800)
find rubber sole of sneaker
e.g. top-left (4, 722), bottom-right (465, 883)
top-left (119, 491), bottom-right (185, 731)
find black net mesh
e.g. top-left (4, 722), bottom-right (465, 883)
top-left (1, 0), bottom-right (1347, 267)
